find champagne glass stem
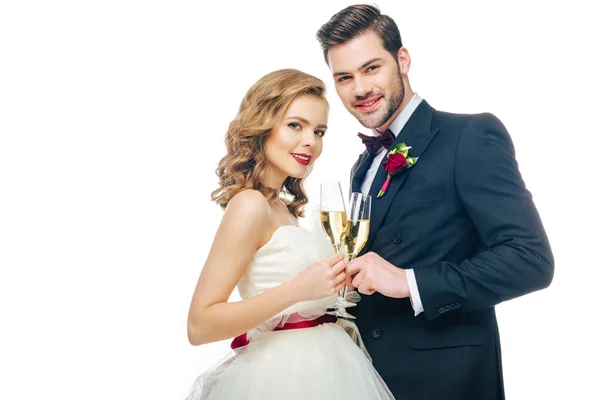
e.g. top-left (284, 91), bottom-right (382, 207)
top-left (338, 286), bottom-right (347, 301)
top-left (339, 254), bottom-right (356, 300)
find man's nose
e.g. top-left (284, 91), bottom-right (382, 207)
top-left (353, 76), bottom-right (372, 98)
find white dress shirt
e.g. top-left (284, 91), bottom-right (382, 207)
top-left (359, 93), bottom-right (424, 316)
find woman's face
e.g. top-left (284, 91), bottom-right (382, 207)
top-left (263, 95), bottom-right (328, 185)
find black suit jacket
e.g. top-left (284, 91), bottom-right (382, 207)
top-left (350, 100), bottom-right (553, 399)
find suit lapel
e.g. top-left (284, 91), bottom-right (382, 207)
top-left (351, 151), bottom-right (375, 193)
top-left (363, 101), bottom-right (439, 253)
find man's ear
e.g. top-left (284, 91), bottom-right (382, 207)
top-left (397, 47), bottom-right (411, 75)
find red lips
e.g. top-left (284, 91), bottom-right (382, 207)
top-left (291, 153), bottom-right (311, 166)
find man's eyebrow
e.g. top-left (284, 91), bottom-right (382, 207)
top-left (333, 58), bottom-right (383, 77)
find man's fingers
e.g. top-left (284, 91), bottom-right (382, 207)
top-left (357, 275), bottom-right (375, 295)
top-left (352, 271), bottom-right (363, 289)
top-left (345, 273), bottom-right (355, 290)
top-left (358, 282), bottom-right (375, 295)
top-left (346, 258), bottom-right (362, 275)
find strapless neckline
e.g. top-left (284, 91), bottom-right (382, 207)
top-left (257, 224), bottom-right (313, 252)
top-left (238, 221), bottom-right (334, 304)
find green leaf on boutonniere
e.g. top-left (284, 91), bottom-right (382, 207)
top-left (388, 143), bottom-right (412, 158)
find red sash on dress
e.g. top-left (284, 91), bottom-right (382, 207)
top-left (230, 314), bottom-right (337, 350)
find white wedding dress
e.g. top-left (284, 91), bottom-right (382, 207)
top-left (185, 221), bottom-right (395, 400)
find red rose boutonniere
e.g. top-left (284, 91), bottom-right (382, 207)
top-left (377, 143), bottom-right (418, 198)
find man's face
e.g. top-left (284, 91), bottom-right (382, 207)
top-left (328, 30), bottom-right (405, 129)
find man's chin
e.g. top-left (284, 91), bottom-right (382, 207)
top-left (354, 113), bottom-right (386, 129)
top-left (345, 103), bottom-right (387, 129)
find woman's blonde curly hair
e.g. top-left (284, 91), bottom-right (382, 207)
top-left (211, 69), bottom-right (327, 218)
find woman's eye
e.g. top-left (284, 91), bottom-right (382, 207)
top-left (288, 123), bottom-right (301, 129)
top-left (315, 130), bottom-right (326, 138)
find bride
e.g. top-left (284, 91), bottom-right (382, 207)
top-left (185, 68), bottom-right (394, 400)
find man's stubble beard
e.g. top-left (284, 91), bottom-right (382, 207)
top-left (348, 68), bottom-right (405, 130)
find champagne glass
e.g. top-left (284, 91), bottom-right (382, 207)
top-left (342, 192), bottom-right (372, 305)
top-left (345, 192), bottom-right (371, 261)
top-left (319, 181), bottom-right (348, 253)
top-left (319, 181), bottom-right (355, 319)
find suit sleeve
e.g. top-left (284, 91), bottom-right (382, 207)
top-left (414, 113), bottom-right (554, 321)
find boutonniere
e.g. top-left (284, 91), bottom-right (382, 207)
top-left (377, 143), bottom-right (418, 198)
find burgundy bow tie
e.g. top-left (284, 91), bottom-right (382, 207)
top-left (357, 129), bottom-right (395, 155)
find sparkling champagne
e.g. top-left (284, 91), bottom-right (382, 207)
top-left (320, 210), bottom-right (348, 247)
top-left (344, 219), bottom-right (370, 259)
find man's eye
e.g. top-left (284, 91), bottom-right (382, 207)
top-left (337, 76), bottom-right (351, 83)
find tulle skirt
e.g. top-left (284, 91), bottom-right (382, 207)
top-left (185, 321), bottom-right (395, 400)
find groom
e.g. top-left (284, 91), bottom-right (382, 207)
top-left (317, 5), bottom-right (553, 399)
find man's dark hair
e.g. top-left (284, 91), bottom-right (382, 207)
top-left (316, 4), bottom-right (402, 66)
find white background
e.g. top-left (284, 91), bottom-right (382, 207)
top-left (1, 1), bottom-right (598, 399)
